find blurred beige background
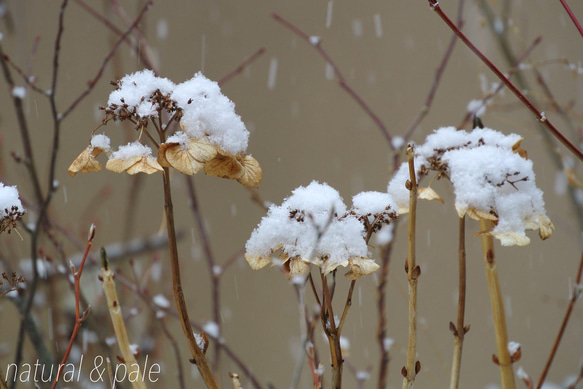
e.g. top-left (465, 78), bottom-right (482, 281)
top-left (1, 0), bottom-right (582, 387)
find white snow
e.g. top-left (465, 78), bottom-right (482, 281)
top-left (110, 142), bottom-right (153, 160)
top-left (0, 182), bottom-right (24, 219)
top-left (152, 294), bottom-right (171, 308)
top-left (90, 134), bottom-right (111, 150)
top-left (508, 341), bottom-right (521, 355)
top-left (267, 57), bottom-right (278, 91)
top-left (107, 69), bottom-right (175, 116)
top-left (352, 191), bottom-right (396, 216)
top-left (373, 14), bottom-right (383, 37)
top-left (387, 126), bottom-right (551, 246)
top-left (246, 181), bottom-right (393, 275)
top-left (203, 321), bottom-right (220, 338)
top-left (172, 72), bottom-right (249, 154)
top-left (11, 86), bottom-right (26, 99)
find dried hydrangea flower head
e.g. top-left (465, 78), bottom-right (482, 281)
top-left (245, 181), bottom-right (397, 279)
top-left (388, 126), bottom-right (554, 246)
top-left (0, 182), bottom-right (25, 235)
top-left (68, 70), bottom-right (261, 187)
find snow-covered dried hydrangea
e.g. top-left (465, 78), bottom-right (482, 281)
top-left (245, 181), bottom-right (397, 279)
top-left (388, 126), bottom-right (554, 246)
top-left (68, 70), bottom-right (261, 188)
top-left (0, 182), bottom-right (25, 234)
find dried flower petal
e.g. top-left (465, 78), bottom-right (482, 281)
top-left (204, 153), bottom-right (244, 180)
top-left (237, 155), bottom-right (262, 188)
top-left (159, 138), bottom-right (217, 175)
top-left (288, 257), bottom-right (311, 278)
top-left (244, 254), bottom-right (271, 270)
top-left (345, 257), bottom-right (380, 280)
top-left (106, 155), bottom-right (162, 175)
top-left (538, 214), bottom-right (555, 240)
top-left (68, 147), bottom-right (104, 177)
top-left (462, 206), bottom-right (498, 222)
top-left (418, 187), bottom-right (444, 203)
top-left (512, 138), bottom-right (528, 159)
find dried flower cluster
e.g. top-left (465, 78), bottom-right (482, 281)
top-left (388, 127), bottom-right (554, 246)
top-left (245, 181), bottom-right (397, 279)
top-left (68, 70), bottom-right (261, 188)
top-left (0, 182), bottom-right (25, 235)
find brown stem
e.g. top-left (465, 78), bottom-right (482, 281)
top-left (162, 168), bottom-right (218, 389)
top-left (402, 146), bottom-right (420, 389)
top-left (449, 216), bottom-right (467, 389)
top-left (536, 250), bottom-right (583, 388)
top-left (479, 219), bottom-right (515, 389)
top-left (376, 240), bottom-right (395, 389)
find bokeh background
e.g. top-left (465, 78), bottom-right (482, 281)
top-left (1, 0), bottom-right (582, 387)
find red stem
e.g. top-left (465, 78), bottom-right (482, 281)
top-left (558, 0), bottom-right (583, 38)
top-left (51, 226), bottom-right (94, 389)
top-left (536, 250), bottom-right (583, 388)
top-left (427, 0), bottom-right (583, 162)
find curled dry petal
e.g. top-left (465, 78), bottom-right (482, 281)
top-left (204, 153), bottom-right (244, 180)
top-left (418, 187), bottom-right (444, 203)
top-left (538, 214), bottom-right (555, 240)
top-left (106, 155), bottom-right (163, 175)
top-left (345, 257), bottom-right (380, 280)
top-left (512, 138), bottom-right (528, 159)
top-left (67, 147), bottom-right (104, 177)
top-left (237, 155), bottom-right (262, 188)
top-left (158, 138), bottom-right (217, 175)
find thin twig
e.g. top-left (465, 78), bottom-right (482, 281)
top-left (557, 0), bottom-right (583, 38)
top-left (271, 12), bottom-right (392, 147)
top-left (218, 47), bottom-right (266, 86)
top-left (449, 216), bottom-right (467, 389)
top-left (427, 0), bottom-right (583, 162)
top-left (536, 249), bottom-right (583, 388)
top-left (185, 176), bottom-right (222, 375)
top-left (61, 0), bottom-right (152, 119)
top-left (402, 146), bottom-right (420, 389)
top-left (403, 0), bottom-right (465, 142)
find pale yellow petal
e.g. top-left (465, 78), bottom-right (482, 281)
top-left (345, 257), bottom-right (380, 280)
top-left (187, 138), bottom-right (217, 163)
top-left (418, 187), bottom-right (444, 203)
top-left (68, 148), bottom-right (102, 177)
top-left (106, 155), bottom-right (142, 173)
top-left (491, 230), bottom-right (530, 246)
top-left (538, 214), bottom-right (555, 240)
top-left (244, 254), bottom-right (271, 270)
top-left (125, 157), bottom-right (163, 175)
top-left (288, 258), bottom-right (311, 278)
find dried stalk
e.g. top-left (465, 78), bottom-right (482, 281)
top-left (402, 146), bottom-right (420, 389)
top-left (162, 168), bottom-right (218, 388)
top-left (100, 249), bottom-right (146, 389)
top-left (449, 216), bottom-right (468, 389)
top-left (479, 219), bottom-right (515, 389)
